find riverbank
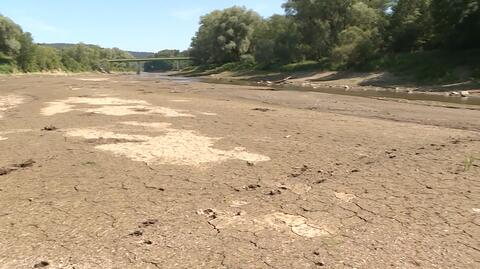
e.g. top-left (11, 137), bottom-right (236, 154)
top-left (177, 49), bottom-right (480, 98)
top-left (1, 74), bottom-right (479, 268)
top-left (181, 69), bottom-right (480, 98)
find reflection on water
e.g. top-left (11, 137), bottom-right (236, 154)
top-left (133, 73), bottom-right (480, 106)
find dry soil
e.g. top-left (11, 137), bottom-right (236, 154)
top-left (0, 74), bottom-right (479, 269)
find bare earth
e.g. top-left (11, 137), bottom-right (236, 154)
top-left (0, 74), bottom-right (479, 269)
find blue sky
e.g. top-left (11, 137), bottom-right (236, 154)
top-left (0, 0), bottom-right (285, 52)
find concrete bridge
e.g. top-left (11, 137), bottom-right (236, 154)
top-left (107, 57), bottom-right (192, 74)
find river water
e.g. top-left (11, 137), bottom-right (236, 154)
top-left (136, 73), bottom-right (480, 106)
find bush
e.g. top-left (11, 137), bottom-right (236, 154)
top-left (331, 27), bottom-right (378, 68)
top-left (0, 63), bottom-right (13, 73)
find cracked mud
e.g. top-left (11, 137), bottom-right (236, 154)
top-left (0, 75), bottom-right (479, 268)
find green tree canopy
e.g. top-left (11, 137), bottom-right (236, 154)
top-left (190, 6), bottom-right (262, 64)
top-left (0, 14), bottom-right (23, 59)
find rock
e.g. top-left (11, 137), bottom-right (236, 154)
top-left (140, 219), bottom-right (158, 227)
top-left (343, 85), bottom-right (350, 90)
top-left (267, 189), bottom-right (282, 196)
top-left (42, 125), bottom-right (58, 131)
top-left (460, 91), bottom-right (470, 97)
top-left (129, 230), bottom-right (143, 237)
top-left (245, 184), bottom-right (260, 190)
top-left (449, 91), bottom-right (460, 96)
top-left (34, 261), bottom-right (49, 268)
top-left (197, 208), bottom-right (217, 219)
top-left (252, 108), bottom-right (273, 112)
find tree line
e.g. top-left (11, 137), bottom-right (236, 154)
top-left (189, 0), bottom-right (480, 70)
top-left (143, 49), bottom-right (190, 72)
top-left (0, 14), bottom-right (134, 73)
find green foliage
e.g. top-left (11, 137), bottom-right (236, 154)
top-left (0, 15), bottom-right (23, 58)
top-left (0, 14), bottom-right (134, 73)
top-left (2, 1), bottom-right (479, 79)
top-left (332, 27), bottom-right (378, 68)
top-left (283, 0), bottom-right (357, 59)
top-left (187, 0), bottom-right (479, 77)
top-left (16, 32), bottom-right (37, 72)
top-left (372, 49), bottom-right (480, 82)
top-left (190, 6), bottom-right (262, 64)
top-left (388, 0), bottom-right (434, 52)
top-left (144, 49), bottom-right (191, 72)
top-left (278, 60), bottom-right (326, 72)
top-left (431, 0), bottom-right (480, 49)
top-left (253, 15), bottom-right (304, 66)
top-left (34, 46), bottom-right (63, 71)
top-left (0, 63), bottom-right (13, 73)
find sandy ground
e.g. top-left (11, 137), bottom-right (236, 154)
top-left (0, 74), bottom-right (479, 269)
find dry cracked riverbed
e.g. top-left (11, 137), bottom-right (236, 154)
top-left (0, 74), bottom-right (479, 268)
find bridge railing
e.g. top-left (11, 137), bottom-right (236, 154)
top-left (107, 57), bottom-right (192, 63)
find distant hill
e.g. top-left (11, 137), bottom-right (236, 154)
top-left (40, 43), bottom-right (97, 49)
top-left (40, 43), bottom-right (154, 58)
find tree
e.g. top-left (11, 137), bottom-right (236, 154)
top-left (190, 6), bottom-right (262, 64)
top-left (0, 15), bottom-right (23, 59)
top-left (283, 0), bottom-right (354, 59)
top-left (34, 45), bottom-right (63, 71)
top-left (144, 50), bottom-right (180, 72)
top-left (431, 0), bottom-right (480, 49)
top-left (17, 32), bottom-right (38, 72)
top-left (331, 1), bottom-right (388, 66)
top-left (331, 26), bottom-right (378, 67)
top-left (253, 15), bottom-right (304, 65)
top-left (388, 0), bottom-right (433, 52)
top-left (283, 0), bottom-right (389, 63)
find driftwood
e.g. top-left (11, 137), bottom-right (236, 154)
top-left (273, 76), bottom-right (293, 84)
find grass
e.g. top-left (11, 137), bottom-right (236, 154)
top-left (0, 63), bottom-right (13, 74)
top-left (464, 154), bottom-right (479, 172)
top-left (0, 56), bottom-right (14, 74)
top-left (269, 60), bottom-right (328, 73)
top-left (371, 49), bottom-right (480, 84)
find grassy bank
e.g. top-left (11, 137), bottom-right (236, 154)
top-left (180, 50), bottom-right (480, 87)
